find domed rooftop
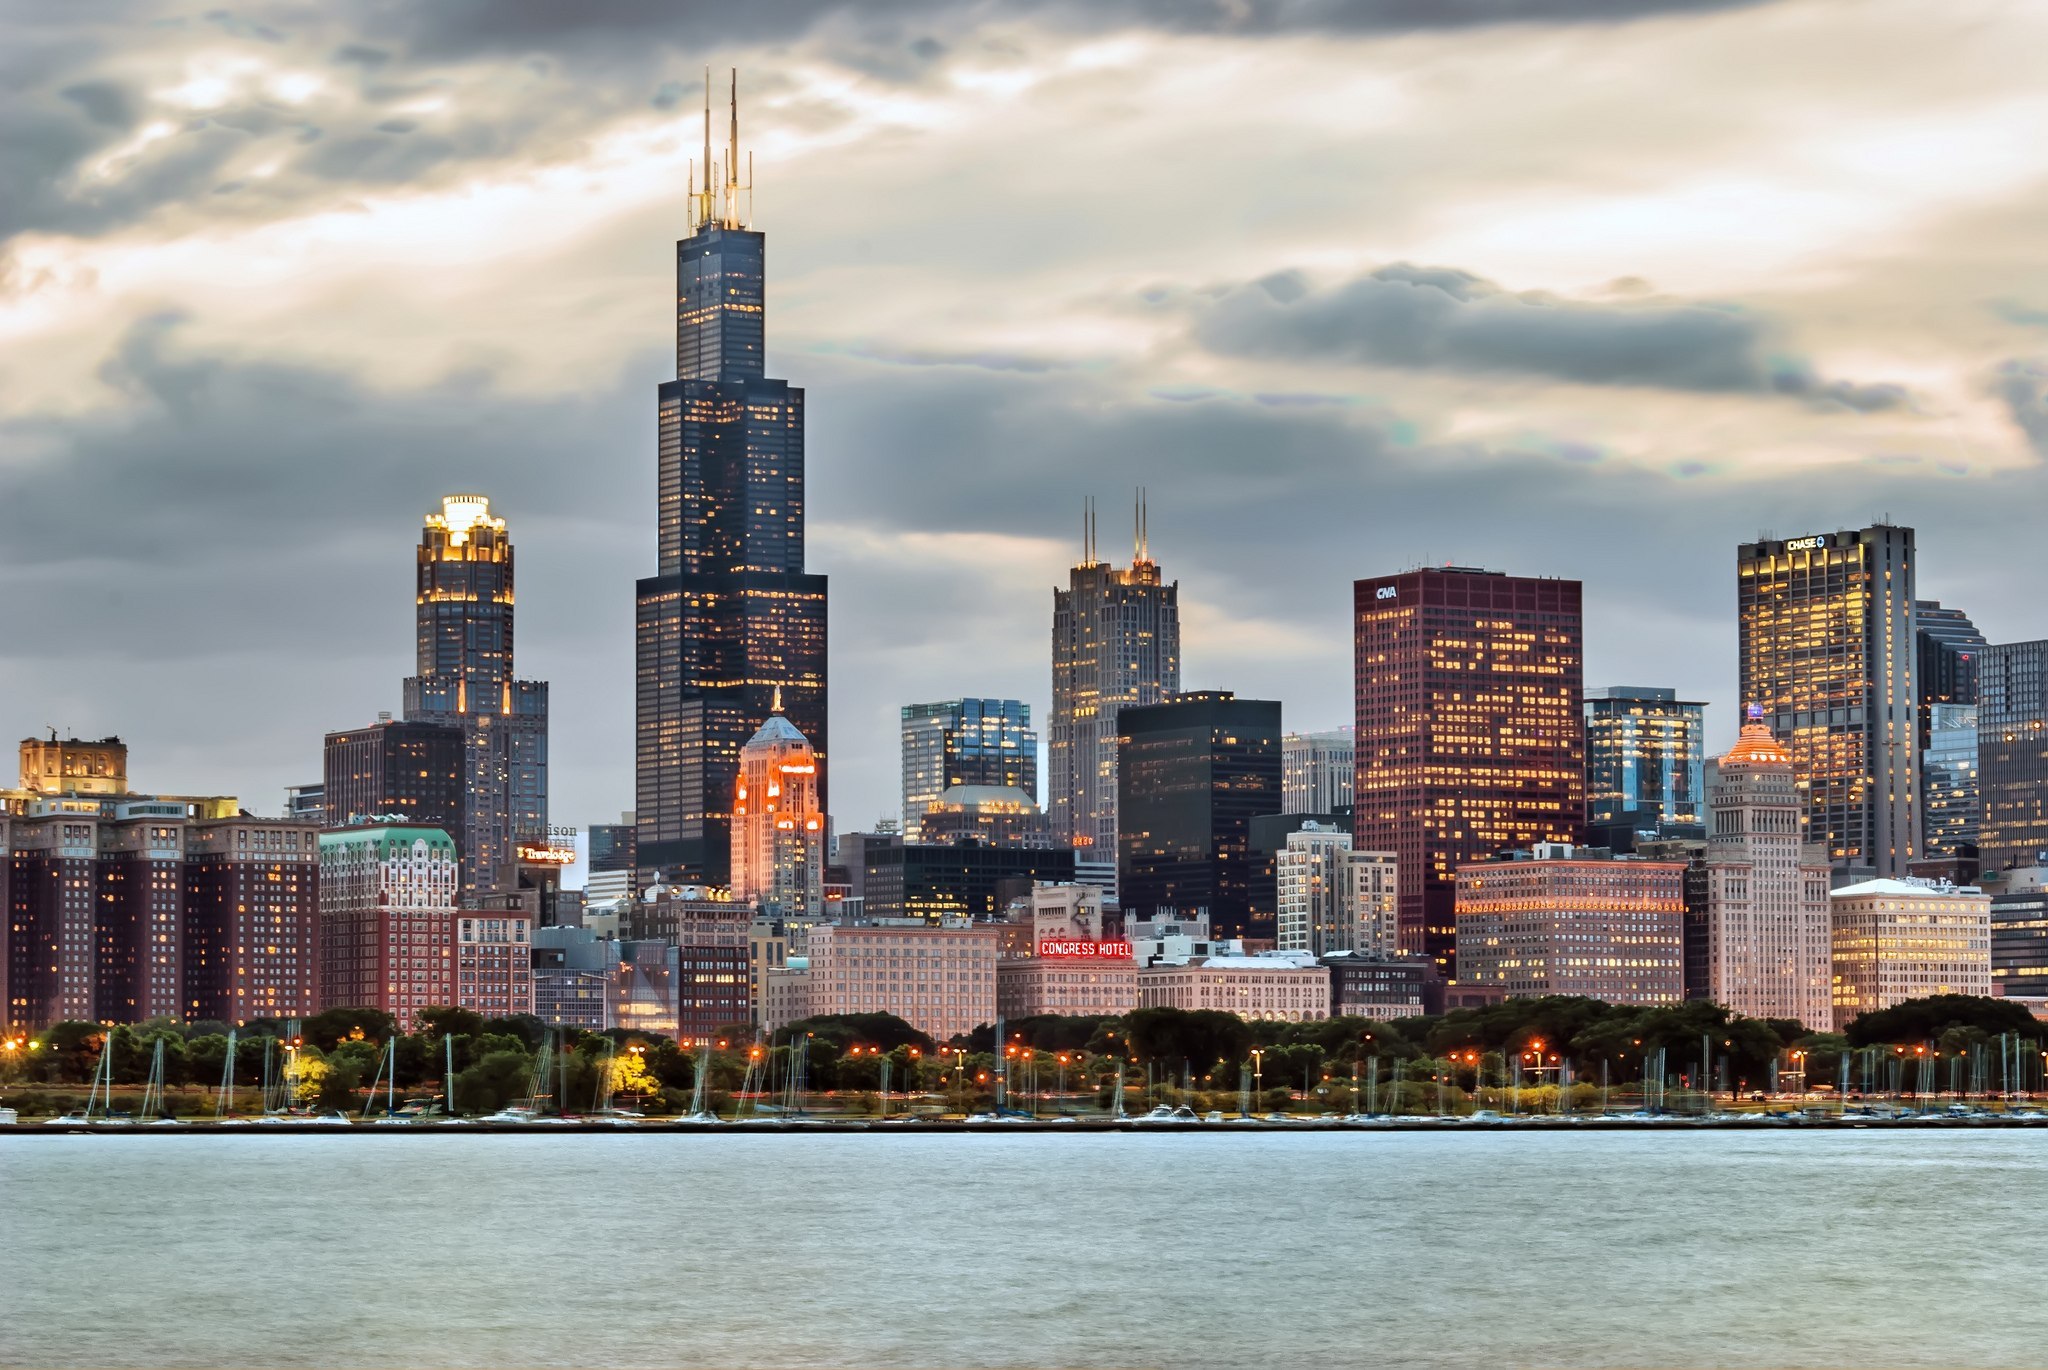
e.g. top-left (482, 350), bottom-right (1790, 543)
top-left (1722, 720), bottom-right (1791, 766)
top-left (745, 713), bottom-right (810, 748)
top-left (931, 784), bottom-right (1039, 812)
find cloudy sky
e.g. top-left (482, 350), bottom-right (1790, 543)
top-left (5, 0), bottom-right (2048, 837)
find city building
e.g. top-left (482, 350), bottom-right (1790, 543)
top-left (1583, 686), bottom-right (1706, 849)
top-left (913, 785), bottom-right (1054, 849)
top-left (1829, 878), bottom-right (1992, 1028)
top-left (608, 939), bottom-right (750, 1046)
top-left (1453, 845), bottom-right (1686, 1005)
top-left (1983, 867), bottom-right (2048, 998)
top-left (1320, 952), bottom-right (1444, 1019)
top-left (730, 704), bottom-right (825, 918)
top-left (1693, 715), bottom-right (1835, 1028)
top-left (454, 911), bottom-right (534, 1018)
top-left (1282, 728), bottom-right (1355, 815)
top-left (1915, 600), bottom-right (1986, 750)
top-left (1923, 703), bottom-right (1980, 857)
top-left (901, 699), bottom-right (1037, 841)
top-left (316, 824), bottom-right (461, 1028)
top-left (284, 783), bottom-right (326, 824)
top-left (1, 737), bottom-right (318, 1031)
top-left (1136, 953), bottom-right (1329, 1022)
top-left (531, 925), bottom-right (615, 1030)
top-left (322, 714), bottom-right (465, 838)
top-left (1976, 640), bottom-right (2048, 871)
top-left (802, 921), bottom-right (1000, 1044)
top-left (1274, 823), bottom-right (1397, 957)
top-left (628, 883), bottom-right (751, 948)
top-left (857, 838), bottom-right (1076, 922)
top-left (1354, 567), bottom-right (1585, 973)
top-left (399, 495), bottom-right (549, 894)
top-left (994, 883), bottom-right (1138, 1020)
top-left (1049, 498), bottom-right (1180, 856)
top-left (761, 964), bottom-right (811, 1034)
top-left (586, 812), bottom-right (638, 907)
top-left (636, 82), bottom-right (828, 886)
top-left (1117, 691), bottom-right (1283, 939)
top-left (1736, 526), bottom-right (1918, 876)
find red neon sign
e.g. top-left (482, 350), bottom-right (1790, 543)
top-left (1038, 938), bottom-right (1133, 960)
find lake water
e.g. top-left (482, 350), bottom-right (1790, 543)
top-left (3, 1131), bottom-right (2044, 1368)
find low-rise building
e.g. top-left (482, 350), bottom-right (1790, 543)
top-left (762, 964), bottom-right (811, 1034)
top-left (1137, 952), bottom-right (1328, 1021)
top-left (1830, 877), bottom-right (1992, 1028)
top-left (1453, 844), bottom-right (1686, 1005)
top-left (801, 922), bottom-right (999, 1044)
top-left (1321, 951), bottom-right (1443, 1019)
top-left (531, 925), bottom-right (614, 1030)
top-left (455, 911), bottom-right (533, 1018)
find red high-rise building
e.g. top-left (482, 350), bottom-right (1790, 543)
top-left (1353, 568), bottom-right (1585, 976)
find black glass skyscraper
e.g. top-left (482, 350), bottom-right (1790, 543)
top-left (636, 75), bottom-right (828, 884)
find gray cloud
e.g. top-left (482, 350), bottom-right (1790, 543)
top-left (1190, 264), bottom-right (1910, 406)
top-left (1994, 359), bottom-right (2048, 456)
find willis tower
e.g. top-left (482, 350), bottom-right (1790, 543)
top-left (636, 72), bottom-right (828, 884)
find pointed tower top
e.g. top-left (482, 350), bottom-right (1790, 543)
top-left (771, 683), bottom-right (784, 715)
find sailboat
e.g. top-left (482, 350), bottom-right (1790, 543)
top-left (140, 1038), bottom-right (183, 1125)
top-left (362, 1037), bottom-right (411, 1124)
top-left (48, 1032), bottom-right (121, 1126)
top-left (436, 1033), bottom-right (474, 1125)
top-left (213, 1029), bottom-right (253, 1125)
top-left (680, 1039), bottom-right (718, 1125)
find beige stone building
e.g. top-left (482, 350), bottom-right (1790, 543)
top-left (1830, 878), bottom-right (1992, 1028)
top-left (801, 922), bottom-right (999, 1043)
top-left (1453, 845), bottom-right (1685, 1005)
top-left (1136, 955), bottom-right (1329, 1022)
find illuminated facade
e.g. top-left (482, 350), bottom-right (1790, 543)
top-left (316, 825), bottom-right (460, 1028)
top-left (454, 912), bottom-right (533, 1018)
top-left (1353, 567), bottom-right (1585, 974)
top-left (1453, 846), bottom-right (1686, 1005)
top-left (1975, 640), bottom-right (2048, 870)
top-left (1583, 686), bottom-right (1705, 838)
top-left (322, 715), bottom-right (464, 838)
top-left (730, 708), bottom-right (824, 918)
top-left (1986, 867), bottom-right (2048, 997)
top-left (1736, 526), bottom-right (1918, 876)
top-left (804, 922), bottom-right (1000, 1044)
top-left (1, 746), bottom-right (317, 1031)
top-left (1274, 823), bottom-right (1397, 957)
top-left (1117, 692), bottom-right (1283, 939)
top-left (1049, 502), bottom-right (1180, 856)
top-left (637, 81), bottom-right (827, 884)
top-left (1282, 728), bottom-right (1355, 815)
top-left (901, 699), bottom-right (1037, 840)
top-left (1828, 877), bottom-right (1991, 1028)
top-left (1135, 955), bottom-right (1329, 1022)
top-left (914, 785), bottom-right (1055, 849)
top-left (401, 495), bottom-right (548, 894)
top-left (1698, 719), bottom-right (1834, 1027)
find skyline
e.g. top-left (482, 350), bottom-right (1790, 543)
top-left (6, 3), bottom-right (2048, 832)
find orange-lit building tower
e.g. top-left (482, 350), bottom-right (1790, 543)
top-left (1353, 567), bottom-right (1585, 976)
top-left (730, 700), bottom-right (824, 918)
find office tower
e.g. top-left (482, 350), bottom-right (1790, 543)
top-left (1829, 877), bottom-right (1991, 1028)
top-left (1985, 866), bottom-right (2048, 997)
top-left (857, 838), bottom-right (1076, 921)
top-left (1353, 567), bottom-right (1585, 974)
top-left (1274, 823), bottom-right (1396, 958)
top-left (1694, 715), bottom-right (1833, 1027)
top-left (900, 699), bottom-right (1037, 840)
top-left (637, 77), bottom-right (828, 886)
top-left (914, 786), bottom-right (1055, 848)
top-left (730, 704), bottom-right (824, 918)
top-left (2, 738), bottom-right (316, 1031)
top-left (317, 824), bottom-right (461, 1027)
top-left (400, 495), bottom-right (548, 894)
top-left (586, 812), bottom-right (638, 907)
top-left (1922, 703), bottom-right (1979, 856)
top-left (1975, 640), bottom-right (2048, 870)
top-left (1915, 600), bottom-right (1986, 749)
top-left (1583, 687), bottom-right (1706, 847)
top-left (1117, 691), bottom-right (1283, 938)
top-left (1050, 498), bottom-right (1181, 855)
top-left (322, 714), bottom-right (465, 838)
top-left (1453, 845), bottom-right (1686, 1005)
top-left (284, 783), bottom-right (326, 824)
top-left (1282, 728), bottom-right (1355, 815)
top-left (1736, 526), bottom-right (1918, 876)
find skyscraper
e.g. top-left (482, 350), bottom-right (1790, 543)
top-left (1736, 525), bottom-right (1918, 876)
top-left (1694, 713), bottom-right (1833, 1028)
top-left (323, 715), bottom-right (465, 839)
top-left (401, 495), bottom-right (548, 894)
top-left (1274, 823), bottom-right (1397, 957)
top-left (1116, 691), bottom-right (1282, 938)
top-left (1583, 686), bottom-right (1705, 846)
top-left (900, 699), bottom-right (1037, 840)
top-left (1353, 567), bottom-right (1585, 975)
top-left (1915, 599), bottom-right (1986, 748)
top-left (1977, 639), bottom-right (2048, 870)
top-left (730, 700), bottom-right (824, 918)
top-left (1922, 702), bottom-right (1979, 856)
top-left (1050, 498), bottom-right (1180, 856)
top-left (636, 74), bottom-right (827, 885)
top-left (1282, 728), bottom-right (1356, 815)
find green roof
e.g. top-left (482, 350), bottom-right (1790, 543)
top-left (317, 824), bottom-right (459, 861)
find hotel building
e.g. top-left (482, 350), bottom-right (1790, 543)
top-left (317, 824), bottom-right (461, 1028)
top-left (1453, 845), bottom-right (1685, 1005)
top-left (1136, 954), bottom-right (1329, 1022)
top-left (1353, 567), bottom-right (1585, 973)
top-left (994, 883), bottom-right (1138, 1020)
top-left (798, 921), bottom-right (1000, 1044)
top-left (1829, 877), bottom-right (1991, 1028)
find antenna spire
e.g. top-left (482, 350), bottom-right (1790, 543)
top-left (726, 68), bottom-right (739, 227)
top-left (771, 684), bottom-right (784, 714)
top-left (691, 65), bottom-right (714, 230)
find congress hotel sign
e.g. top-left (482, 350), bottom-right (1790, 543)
top-left (1038, 938), bottom-right (1134, 960)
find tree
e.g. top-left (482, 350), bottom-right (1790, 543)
top-left (1844, 995), bottom-right (2042, 1048)
top-left (482, 1014), bottom-right (548, 1052)
top-left (303, 1007), bottom-right (396, 1052)
top-left (317, 1058), bottom-right (364, 1111)
top-left (1121, 1007), bottom-right (1252, 1073)
top-left (776, 1013), bottom-right (933, 1056)
top-left (454, 1050), bottom-right (533, 1115)
top-left (414, 1007), bottom-right (487, 1042)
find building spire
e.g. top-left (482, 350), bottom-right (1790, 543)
top-left (1133, 487), bottom-right (1151, 565)
top-left (771, 684), bottom-right (784, 715)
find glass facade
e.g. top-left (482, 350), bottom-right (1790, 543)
top-left (1922, 702), bottom-right (1979, 856)
top-left (1116, 692), bottom-right (1283, 939)
top-left (636, 189), bottom-right (828, 883)
top-left (322, 719), bottom-right (465, 839)
top-left (1583, 686), bottom-right (1705, 827)
top-left (1978, 640), bottom-right (2048, 870)
top-left (1915, 599), bottom-right (1985, 750)
top-left (900, 698), bottom-right (1038, 840)
top-left (1991, 880), bottom-right (2048, 997)
top-left (1736, 526), bottom-right (1919, 876)
top-left (1353, 568), bottom-right (1585, 975)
